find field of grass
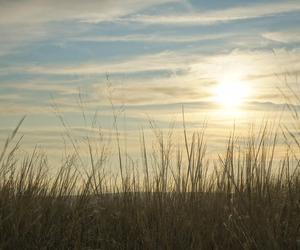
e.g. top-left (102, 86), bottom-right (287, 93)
top-left (0, 94), bottom-right (299, 249)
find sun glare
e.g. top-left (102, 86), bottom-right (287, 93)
top-left (214, 78), bottom-right (249, 111)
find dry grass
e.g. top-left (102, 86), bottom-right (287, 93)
top-left (0, 93), bottom-right (299, 249)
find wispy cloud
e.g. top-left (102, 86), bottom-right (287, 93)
top-left (0, 0), bottom-right (176, 56)
top-left (21, 51), bottom-right (191, 75)
top-left (263, 30), bottom-right (300, 44)
top-left (1, 79), bottom-right (85, 96)
top-left (0, 0), bottom-right (176, 25)
top-left (5, 49), bottom-right (300, 95)
top-left (119, 2), bottom-right (300, 26)
top-left (71, 33), bottom-right (229, 43)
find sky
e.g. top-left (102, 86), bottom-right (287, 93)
top-left (0, 0), bottom-right (300, 164)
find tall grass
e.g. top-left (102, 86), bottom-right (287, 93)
top-left (0, 93), bottom-right (299, 249)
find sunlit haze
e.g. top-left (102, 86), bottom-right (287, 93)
top-left (214, 77), bottom-right (250, 110)
top-left (0, 0), bottom-right (299, 161)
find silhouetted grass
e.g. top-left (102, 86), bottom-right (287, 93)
top-left (0, 92), bottom-right (299, 249)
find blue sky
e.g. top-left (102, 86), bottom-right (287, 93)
top-left (0, 0), bottom-right (300, 161)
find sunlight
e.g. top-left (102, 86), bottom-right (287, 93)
top-left (213, 75), bottom-right (250, 111)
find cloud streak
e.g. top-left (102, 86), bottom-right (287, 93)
top-left (15, 48), bottom-right (300, 83)
top-left (20, 51), bottom-right (191, 75)
top-left (263, 30), bottom-right (300, 44)
top-left (71, 33), bottom-right (230, 43)
top-left (0, 0), bottom-right (176, 56)
top-left (0, 0), bottom-right (176, 25)
top-left (116, 2), bottom-right (300, 26)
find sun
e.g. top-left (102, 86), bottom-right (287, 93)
top-left (214, 78), bottom-right (249, 110)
